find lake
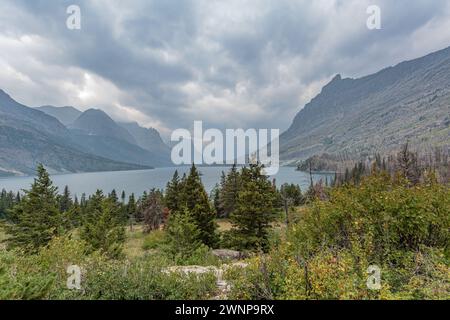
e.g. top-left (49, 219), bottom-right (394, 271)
top-left (0, 166), bottom-right (333, 197)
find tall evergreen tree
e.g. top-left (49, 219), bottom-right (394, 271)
top-left (396, 143), bottom-right (421, 185)
top-left (66, 197), bottom-right (82, 228)
top-left (59, 185), bottom-right (73, 213)
top-left (165, 170), bottom-right (181, 213)
top-left (280, 183), bottom-right (304, 207)
top-left (80, 190), bottom-right (125, 257)
top-left (0, 189), bottom-right (17, 220)
top-left (165, 209), bottom-right (203, 262)
top-left (211, 183), bottom-right (223, 218)
top-left (109, 189), bottom-right (119, 203)
top-left (182, 164), bottom-right (218, 247)
top-left (5, 164), bottom-right (63, 252)
top-left (127, 193), bottom-right (138, 223)
top-left (108, 189), bottom-right (125, 223)
top-left (230, 164), bottom-right (276, 252)
top-left (219, 164), bottom-right (241, 218)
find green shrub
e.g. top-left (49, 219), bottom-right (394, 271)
top-left (225, 172), bottom-right (450, 300)
top-left (81, 257), bottom-right (217, 300)
top-left (0, 250), bottom-right (55, 300)
top-left (288, 172), bottom-right (449, 263)
top-left (165, 211), bottom-right (203, 262)
top-left (0, 236), bottom-right (90, 299)
top-left (142, 230), bottom-right (166, 250)
top-left (0, 236), bottom-right (219, 300)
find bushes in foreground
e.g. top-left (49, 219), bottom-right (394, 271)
top-left (225, 172), bottom-right (450, 300)
top-left (1, 163), bottom-right (448, 300)
top-left (0, 237), bottom-right (217, 300)
top-left (288, 171), bottom-right (449, 261)
top-left (226, 245), bottom-right (449, 300)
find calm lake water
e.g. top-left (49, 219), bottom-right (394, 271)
top-left (0, 166), bottom-right (332, 197)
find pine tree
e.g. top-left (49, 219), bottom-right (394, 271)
top-left (109, 189), bottom-right (126, 223)
top-left (211, 183), bottom-right (222, 217)
top-left (219, 164), bottom-right (241, 218)
top-left (165, 209), bottom-right (203, 262)
top-left (80, 193), bottom-right (87, 208)
top-left (0, 190), bottom-right (13, 220)
top-left (59, 185), bottom-right (73, 213)
top-left (143, 190), bottom-right (149, 200)
top-left (178, 173), bottom-right (187, 204)
top-left (127, 193), bottom-right (138, 228)
top-left (5, 164), bottom-right (63, 252)
top-left (165, 170), bottom-right (181, 213)
top-left (67, 198), bottom-right (82, 228)
top-left (182, 164), bottom-right (218, 247)
top-left (0, 189), bottom-right (19, 221)
top-left (229, 164), bottom-right (276, 252)
top-left (0, 190), bottom-right (5, 219)
top-left (109, 189), bottom-right (119, 203)
top-left (81, 190), bottom-right (103, 223)
top-left (396, 143), bottom-right (421, 185)
top-left (280, 183), bottom-right (304, 207)
top-left (80, 190), bottom-right (125, 257)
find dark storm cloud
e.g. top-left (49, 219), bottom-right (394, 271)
top-left (1, 0), bottom-right (450, 136)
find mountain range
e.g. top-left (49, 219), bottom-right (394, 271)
top-left (1, 46), bottom-right (450, 176)
top-left (37, 106), bottom-right (82, 126)
top-left (0, 91), bottom-right (171, 176)
top-left (280, 46), bottom-right (450, 164)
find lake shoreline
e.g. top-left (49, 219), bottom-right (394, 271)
top-left (0, 166), bottom-right (333, 197)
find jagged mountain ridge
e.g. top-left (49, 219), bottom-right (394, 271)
top-left (0, 91), bottom-right (151, 176)
top-left (280, 46), bottom-right (450, 162)
top-left (0, 90), bottom-right (67, 137)
top-left (36, 105), bottom-right (172, 168)
top-left (36, 105), bottom-right (82, 126)
top-left (119, 122), bottom-right (170, 155)
top-left (70, 109), bottom-right (137, 145)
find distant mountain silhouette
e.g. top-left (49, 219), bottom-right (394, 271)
top-left (0, 90), bottom-right (151, 176)
top-left (37, 105), bottom-right (82, 126)
top-left (70, 109), bottom-right (137, 145)
top-left (0, 90), bottom-right (67, 136)
top-left (119, 121), bottom-right (171, 162)
top-left (280, 46), bottom-right (450, 163)
top-left (36, 105), bottom-right (172, 169)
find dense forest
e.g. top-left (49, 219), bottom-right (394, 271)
top-left (0, 144), bottom-right (449, 300)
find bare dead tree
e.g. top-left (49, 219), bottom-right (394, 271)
top-left (140, 190), bottom-right (164, 233)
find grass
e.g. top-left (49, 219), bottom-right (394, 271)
top-left (62, 225), bottom-right (158, 259)
top-left (0, 216), bottom-right (287, 259)
top-left (0, 223), bottom-right (8, 250)
top-left (142, 229), bottom-right (166, 250)
top-left (0, 220), bottom-right (158, 260)
top-left (288, 205), bottom-right (309, 224)
top-left (216, 219), bottom-right (233, 232)
top-left (0, 220), bottom-right (242, 259)
top-left (123, 224), bottom-right (148, 259)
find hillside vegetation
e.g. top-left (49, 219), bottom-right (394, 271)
top-left (0, 148), bottom-right (449, 300)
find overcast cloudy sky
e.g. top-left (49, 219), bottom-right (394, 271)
top-left (1, 0), bottom-right (450, 138)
